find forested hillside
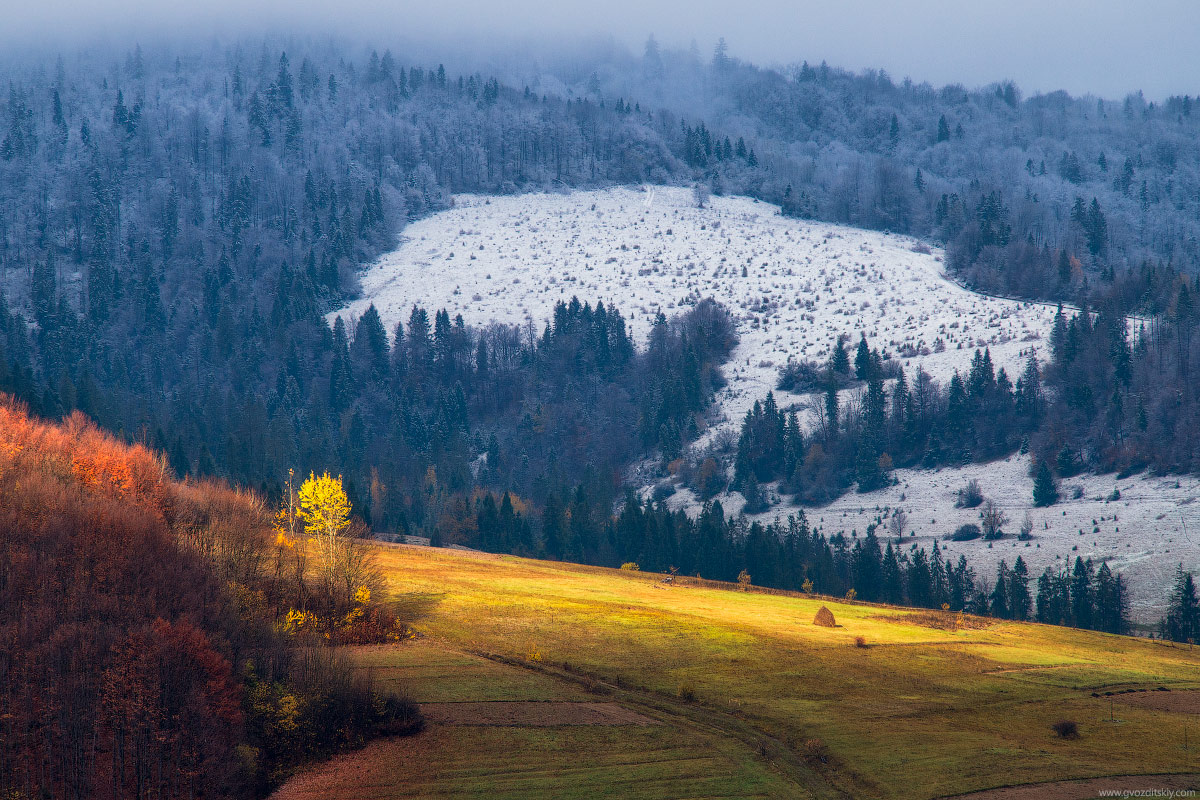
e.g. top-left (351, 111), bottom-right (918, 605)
top-left (0, 396), bottom-right (419, 798)
top-left (0, 41), bottom-right (741, 525)
top-left (593, 40), bottom-right (1200, 292)
top-left (3, 38), bottom-right (1200, 508)
top-left (0, 38), bottom-right (1198, 631)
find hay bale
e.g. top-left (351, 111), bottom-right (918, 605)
top-left (814, 606), bottom-right (836, 627)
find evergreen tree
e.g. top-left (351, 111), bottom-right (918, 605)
top-left (831, 337), bottom-right (850, 374)
top-left (882, 543), bottom-right (904, 604)
top-left (1070, 557), bottom-right (1095, 629)
top-left (1032, 460), bottom-right (1059, 507)
top-left (1009, 556), bottom-right (1031, 621)
top-left (1094, 563), bottom-right (1129, 634)
top-left (854, 334), bottom-right (871, 380)
top-left (936, 115), bottom-right (951, 143)
top-left (1164, 566), bottom-right (1200, 643)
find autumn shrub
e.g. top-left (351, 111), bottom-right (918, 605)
top-left (244, 647), bottom-right (421, 792)
top-left (330, 597), bottom-right (414, 645)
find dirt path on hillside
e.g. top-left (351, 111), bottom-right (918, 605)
top-left (943, 773), bottom-right (1200, 799)
top-left (418, 700), bottom-right (657, 726)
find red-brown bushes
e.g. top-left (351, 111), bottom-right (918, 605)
top-left (0, 396), bottom-right (418, 799)
top-left (0, 466), bottom-right (240, 798)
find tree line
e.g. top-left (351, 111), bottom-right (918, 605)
top-left (454, 486), bottom-right (1130, 634)
top-left (734, 334), bottom-right (1040, 506)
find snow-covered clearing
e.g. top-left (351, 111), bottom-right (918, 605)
top-left (776, 454), bottom-right (1200, 620)
top-left (335, 186), bottom-right (1058, 440)
top-left (335, 186), bottom-right (1192, 617)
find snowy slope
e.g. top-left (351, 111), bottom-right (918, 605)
top-left (791, 454), bottom-right (1200, 620)
top-left (334, 186), bottom-right (1058, 443)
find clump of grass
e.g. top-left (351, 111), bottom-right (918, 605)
top-left (814, 606), bottom-right (837, 627)
top-left (1052, 720), bottom-right (1080, 739)
top-left (854, 636), bottom-right (868, 648)
top-left (677, 683), bottom-right (696, 702)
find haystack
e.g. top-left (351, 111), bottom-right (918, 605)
top-left (814, 606), bottom-right (836, 627)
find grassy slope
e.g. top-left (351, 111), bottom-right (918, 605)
top-left (281, 544), bottom-right (1200, 799)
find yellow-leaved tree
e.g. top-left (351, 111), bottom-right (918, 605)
top-left (298, 471), bottom-right (352, 605)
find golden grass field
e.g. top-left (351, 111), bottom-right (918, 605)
top-left (275, 544), bottom-right (1200, 799)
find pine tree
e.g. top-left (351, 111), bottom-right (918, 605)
top-left (1164, 566), bottom-right (1200, 642)
top-left (1009, 556), bottom-right (1031, 621)
top-left (1033, 460), bottom-right (1059, 507)
top-left (989, 561), bottom-right (1010, 619)
top-left (936, 115), bottom-right (951, 143)
top-left (1071, 557), bottom-right (1095, 629)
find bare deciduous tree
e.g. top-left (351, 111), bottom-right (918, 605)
top-left (981, 500), bottom-right (1009, 540)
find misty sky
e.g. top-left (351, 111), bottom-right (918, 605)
top-left (7, 0), bottom-right (1199, 99)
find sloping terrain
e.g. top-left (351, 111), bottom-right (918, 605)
top-left (334, 186), bottom-right (1196, 616)
top-left (276, 544), bottom-right (1200, 800)
top-left (805, 454), bottom-right (1200, 620)
top-left (333, 186), bottom-right (1059, 451)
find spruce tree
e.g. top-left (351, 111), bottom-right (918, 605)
top-left (1094, 563), bottom-right (1130, 634)
top-left (882, 543), bottom-right (903, 604)
top-left (989, 561), bottom-right (1010, 619)
top-left (1071, 557), bottom-right (1095, 629)
top-left (1009, 556), bottom-right (1031, 621)
top-left (1164, 566), bottom-right (1200, 642)
top-left (936, 115), bottom-right (951, 143)
top-left (854, 334), bottom-right (871, 380)
top-left (1033, 460), bottom-right (1059, 507)
top-left (831, 336), bottom-right (850, 374)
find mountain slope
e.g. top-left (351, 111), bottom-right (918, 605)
top-left (278, 543), bottom-right (1200, 799)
